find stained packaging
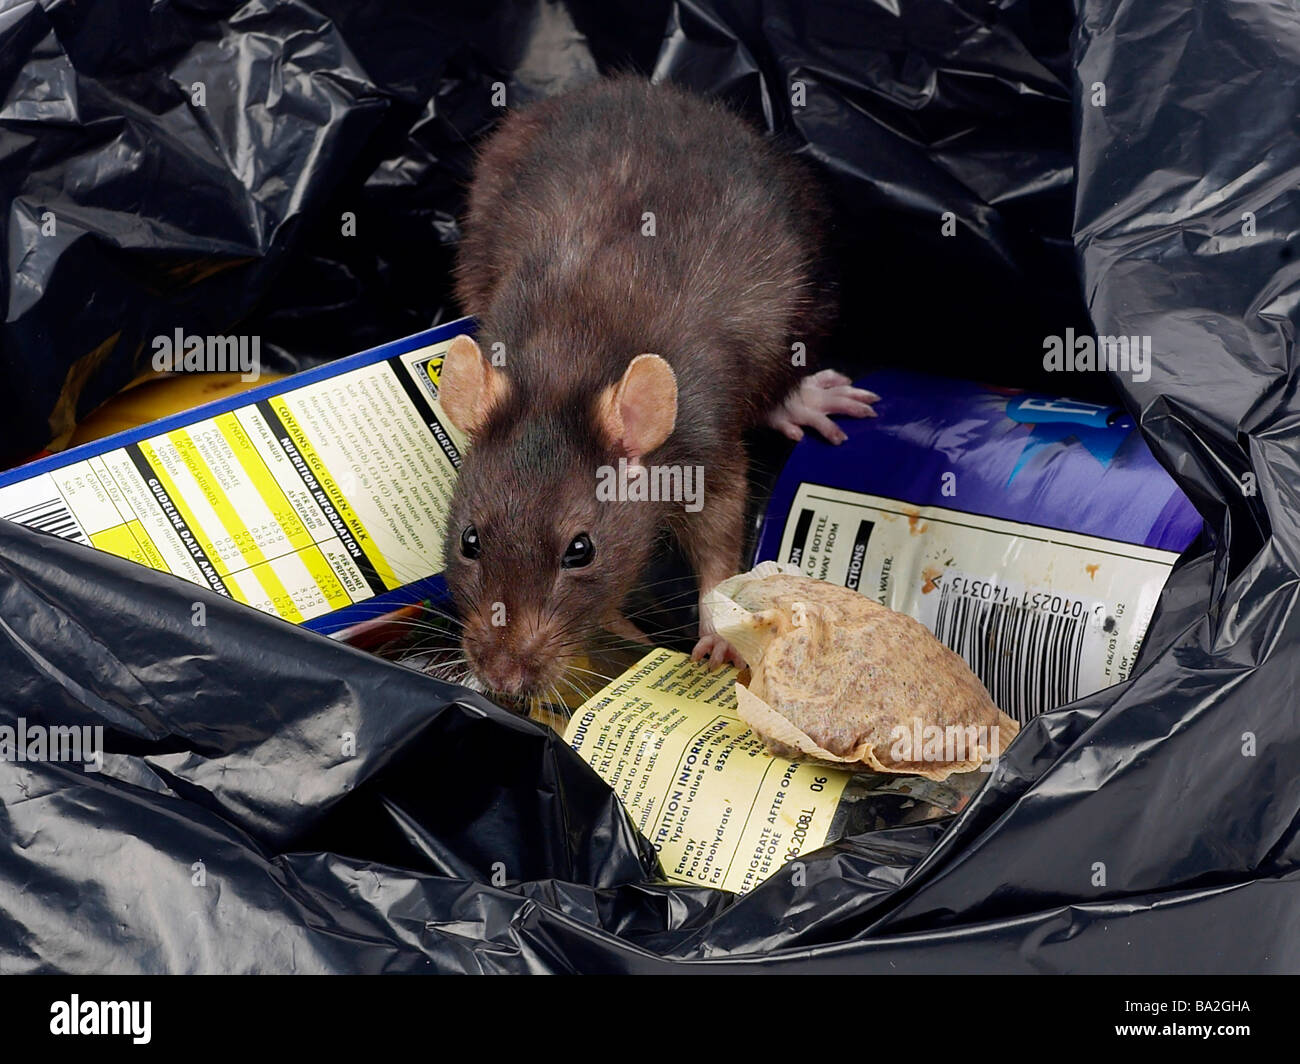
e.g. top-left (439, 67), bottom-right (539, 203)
top-left (755, 371), bottom-right (1203, 723)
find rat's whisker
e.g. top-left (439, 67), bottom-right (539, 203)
top-left (556, 675), bottom-right (589, 707)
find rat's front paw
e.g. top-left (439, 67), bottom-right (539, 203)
top-left (767, 369), bottom-right (878, 444)
top-left (691, 632), bottom-right (745, 669)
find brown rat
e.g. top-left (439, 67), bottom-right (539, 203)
top-left (437, 76), bottom-right (877, 701)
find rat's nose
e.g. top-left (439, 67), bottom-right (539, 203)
top-left (471, 642), bottom-right (531, 696)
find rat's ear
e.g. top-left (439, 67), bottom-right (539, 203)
top-left (598, 354), bottom-right (678, 458)
top-left (438, 334), bottom-right (508, 437)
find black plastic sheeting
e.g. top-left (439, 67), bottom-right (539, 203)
top-left (1, 0), bottom-right (1297, 972)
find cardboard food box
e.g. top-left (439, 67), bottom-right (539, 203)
top-left (0, 320), bottom-right (474, 635)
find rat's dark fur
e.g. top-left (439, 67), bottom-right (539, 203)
top-left (444, 75), bottom-right (836, 698)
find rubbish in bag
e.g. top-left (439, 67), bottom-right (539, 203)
top-left (564, 647), bottom-right (982, 893)
top-left (755, 370), bottom-right (1204, 722)
top-left (702, 561), bottom-right (1018, 777)
top-left (1, 0), bottom-right (1296, 974)
top-left (0, 322), bottom-right (473, 635)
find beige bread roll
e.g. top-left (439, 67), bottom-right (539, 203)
top-left (703, 562), bottom-right (1018, 780)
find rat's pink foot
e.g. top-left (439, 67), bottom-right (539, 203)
top-left (767, 369), bottom-right (878, 444)
top-left (691, 632), bottom-right (745, 669)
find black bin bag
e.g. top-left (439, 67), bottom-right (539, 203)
top-left (1, 0), bottom-right (1298, 972)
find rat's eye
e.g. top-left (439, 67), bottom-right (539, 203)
top-left (561, 533), bottom-right (594, 569)
top-left (460, 525), bottom-right (481, 560)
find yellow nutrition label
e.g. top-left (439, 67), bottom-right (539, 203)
top-left (0, 338), bottom-right (466, 625)
top-left (566, 649), bottom-right (851, 894)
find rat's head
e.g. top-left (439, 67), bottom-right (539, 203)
top-left (437, 334), bottom-right (677, 702)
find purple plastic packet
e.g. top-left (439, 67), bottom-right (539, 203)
top-left (754, 369), bottom-right (1203, 722)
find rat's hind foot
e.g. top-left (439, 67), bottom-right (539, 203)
top-left (691, 632), bottom-right (745, 670)
top-left (767, 369), bottom-right (878, 444)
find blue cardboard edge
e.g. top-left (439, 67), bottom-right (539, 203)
top-left (304, 574), bottom-right (451, 636)
top-left (753, 369), bottom-right (1205, 564)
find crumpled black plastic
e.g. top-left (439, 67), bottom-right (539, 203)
top-left (2, 0), bottom-right (1298, 973)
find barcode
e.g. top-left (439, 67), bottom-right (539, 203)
top-left (934, 586), bottom-right (1088, 723)
top-left (2, 497), bottom-right (90, 545)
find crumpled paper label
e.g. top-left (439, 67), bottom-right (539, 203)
top-left (703, 562), bottom-right (1018, 781)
